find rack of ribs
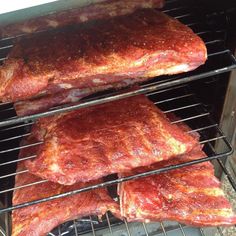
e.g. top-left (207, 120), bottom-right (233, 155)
top-left (0, 9), bottom-right (206, 102)
top-left (0, 0), bottom-right (165, 38)
top-left (118, 149), bottom-right (236, 226)
top-left (12, 163), bottom-right (119, 236)
top-left (21, 95), bottom-right (200, 185)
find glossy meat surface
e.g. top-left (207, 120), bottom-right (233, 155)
top-left (0, 9), bottom-right (207, 102)
top-left (119, 149), bottom-right (236, 226)
top-left (22, 95), bottom-right (199, 185)
top-left (0, 0), bottom-right (164, 38)
top-left (12, 163), bottom-right (119, 236)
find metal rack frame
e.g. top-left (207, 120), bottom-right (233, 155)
top-left (0, 0), bottom-right (235, 127)
top-left (47, 157), bottom-right (236, 236)
top-left (50, 213), bottom-right (230, 236)
top-left (40, 156), bottom-right (236, 236)
top-left (0, 84), bottom-right (233, 215)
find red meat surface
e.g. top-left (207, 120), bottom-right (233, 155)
top-left (0, 0), bottom-right (164, 38)
top-left (119, 149), bottom-right (236, 226)
top-left (0, 9), bottom-right (206, 102)
top-left (12, 163), bottom-right (119, 236)
top-left (21, 95), bottom-right (199, 185)
top-left (14, 78), bottom-right (147, 116)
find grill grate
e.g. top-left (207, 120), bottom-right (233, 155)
top-left (47, 156), bottom-right (236, 236)
top-left (47, 196), bottom-right (235, 236)
top-left (1, 84), bottom-right (235, 236)
top-left (0, 84), bottom-right (234, 215)
top-left (0, 0), bottom-right (235, 127)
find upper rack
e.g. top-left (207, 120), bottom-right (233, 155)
top-left (0, 0), bottom-right (235, 128)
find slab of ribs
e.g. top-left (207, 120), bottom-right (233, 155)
top-left (0, 0), bottom-right (165, 38)
top-left (20, 95), bottom-right (199, 185)
top-left (0, 9), bottom-right (207, 103)
top-left (14, 77), bottom-right (148, 116)
top-left (12, 163), bottom-right (119, 236)
top-left (119, 149), bottom-right (236, 226)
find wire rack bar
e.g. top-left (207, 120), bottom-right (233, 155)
top-left (162, 6), bottom-right (186, 13)
top-left (58, 226), bottom-right (62, 236)
top-left (187, 124), bottom-right (218, 133)
top-left (0, 122), bottom-right (34, 132)
top-left (217, 227), bottom-right (224, 236)
top-left (200, 136), bottom-right (226, 144)
top-left (171, 113), bottom-right (210, 124)
top-left (0, 179), bottom-right (48, 195)
top-left (0, 169), bottom-right (28, 179)
top-left (160, 222), bottom-right (168, 236)
top-left (124, 219), bottom-right (132, 236)
top-left (147, 84), bottom-right (188, 96)
top-left (142, 223), bottom-right (149, 236)
top-left (0, 57), bottom-right (7, 62)
top-left (0, 107), bottom-right (14, 114)
top-left (105, 213), bottom-right (113, 236)
top-left (163, 102), bottom-right (202, 113)
top-left (89, 216), bottom-right (96, 236)
top-left (200, 228), bottom-right (206, 236)
top-left (0, 45), bottom-right (13, 50)
top-left (0, 228), bottom-right (6, 236)
top-left (0, 133), bottom-right (30, 143)
top-left (179, 224), bottom-right (187, 236)
top-left (73, 220), bottom-right (79, 236)
top-left (154, 93), bottom-right (194, 104)
top-left (0, 141), bottom-right (43, 154)
top-left (0, 155), bottom-right (36, 167)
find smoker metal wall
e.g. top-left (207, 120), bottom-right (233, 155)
top-left (218, 53), bottom-right (236, 177)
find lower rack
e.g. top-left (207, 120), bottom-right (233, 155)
top-left (37, 157), bottom-right (236, 236)
top-left (0, 84), bottom-right (233, 214)
top-left (2, 157), bottom-right (236, 236)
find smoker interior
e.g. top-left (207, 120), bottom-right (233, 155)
top-left (0, 0), bottom-right (236, 127)
top-left (0, 0), bottom-right (236, 235)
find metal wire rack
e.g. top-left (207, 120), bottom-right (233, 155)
top-left (2, 157), bottom-right (236, 236)
top-left (0, 0), bottom-right (235, 128)
top-left (0, 84), bottom-right (233, 216)
top-left (47, 210), bottom-right (234, 236)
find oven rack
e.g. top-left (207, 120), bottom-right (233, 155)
top-left (0, 0), bottom-right (236, 128)
top-left (49, 156), bottom-right (236, 236)
top-left (3, 157), bottom-right (236, 236)
top-left (0, 84), bottom-right (233, 215)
